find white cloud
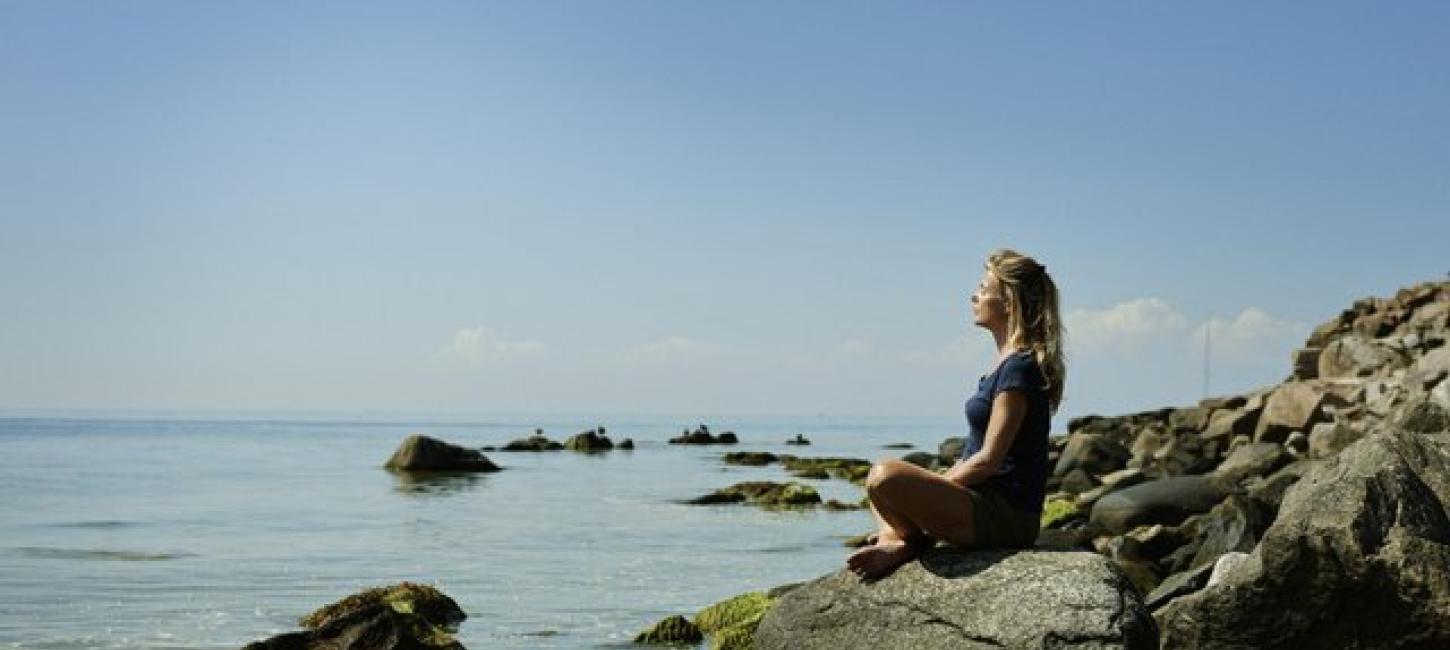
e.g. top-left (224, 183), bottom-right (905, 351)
top-left (623, 336), bottom-right (724, 363)
top-left (443, 326), bottom-right (544, 365)
top-left (1066, 298), bottom-right (1189, 354)
top-left (830, 339), bottom-right (874, 360)
top-left (1190, 308), bottom-right (1306, 358)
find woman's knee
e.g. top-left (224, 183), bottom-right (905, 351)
top-left (865, 458), bottom-right (910, 492)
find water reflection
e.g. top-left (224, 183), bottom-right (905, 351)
top-left (389, 469), bottom-right (489, 496)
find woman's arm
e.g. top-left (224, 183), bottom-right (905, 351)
top-left (945, 389), bottom-right (1028, 488)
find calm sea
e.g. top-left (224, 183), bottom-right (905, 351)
top-left (0, 413), bottom-right (964, 649)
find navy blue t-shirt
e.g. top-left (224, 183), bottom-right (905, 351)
top-left (962, 350), bottom-right (1051, 514)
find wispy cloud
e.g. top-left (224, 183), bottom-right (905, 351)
top-left (441, 326), bottom-right (544, 365)
top-left (1066, 298), bottom-right (1189, 354)
top-left (623, 336), bottom-right (724, 363)
top-left (1189, 308), bottom-right (1305, 358)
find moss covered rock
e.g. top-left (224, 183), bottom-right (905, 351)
top-left (633, 615), bottom-right (702, 644)
top-left (685, 482), bottom-right (821, 507)
top-left (1040, 495), bottom-right (1081, 529)
top-left (697, 591), bottom-right (775, 650)
top-left (245, 582), bottom-right (466, 650)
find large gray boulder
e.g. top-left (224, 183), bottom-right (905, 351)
top-left (1156, 431), bottom-right (1450, 649)
top-left (1253, 381), bottom-right (1340, 443)
top-left (383, 435), bottom-right (499, 472)
top-left (756, 548), bottom-right (1157, 649)
top-left (1090, 475), bottom-right (1231, 535)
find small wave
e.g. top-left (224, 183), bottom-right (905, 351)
top-left (12, 547), bottom-right (196, 561)
top-left (50, 520), bottom-right (136, 529)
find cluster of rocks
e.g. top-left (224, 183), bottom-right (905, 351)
top-left (670, 424), bottom-right (739, 444)
top-left (245, 582), bottom-right (466, 650)
top-left (647, 278), bottom-right (1450, 649)
top-left (492, 427), bottom-right (634, 452)
top-left (1023, 279), bottom-right (1450, 647)
top-left (720, 452), bottom-right (872, 484)
top-left (683, 480), bottom-right (861, 510)
top-left (635, 588), bottom-right (791, 650)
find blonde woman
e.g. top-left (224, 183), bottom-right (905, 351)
top-left (847, 249), bottom-right (1065, 579)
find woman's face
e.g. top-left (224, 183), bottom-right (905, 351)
top-left (970, 270), bottom-right (1009, 329)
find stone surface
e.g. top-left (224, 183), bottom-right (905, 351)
top-left (634, 615), bottom-right (702, 644)
top-left (245, 582), bottom-right (466, 650)
top-left (685, 481), bottom-right (822, 507)
top-left (1055, 433), bottom-right (1132, 477)
top-left (1090, 476), bottom-right (1231, 535)
top-left (1307, 422), bottom-right (1363, 459)
top-left (501, 434), bottom-right (563, 451)
top-left (562, 430), bottom-right (613, 451)
top-left (755, 548), bottom-right (1158, 650)
top-left (383, 435), bottom-right (500, 472)
top-left (722, 451), bottom-right (778, 466)
top-left (1156, 431), bottom-right (1450, 649)
top-left (1253, 382), bottom-right (1337, 443)
top-left (1212, 442), bottom-right (1290, 482)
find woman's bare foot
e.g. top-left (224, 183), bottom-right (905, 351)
top-left (845, 541), bottom-right (920, 580)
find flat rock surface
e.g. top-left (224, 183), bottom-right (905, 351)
top-left (756, 548), bottom-right (1157, 650)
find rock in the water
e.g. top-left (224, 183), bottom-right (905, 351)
top-left (618, 438), bottom-right (635, 450)
top-left (563, 429), bottom-right (613, 451)
top-left (722, 451), bottom-right (778, 466)
top-left (686, 481), bottom-right (822, 507)
top-left (695, 591), bottom-right (774, 649)
top-left (780, 456), bottom-right (871, 483)
top-left (900, 451), bottom-right (937, 469)
top-left (384, 435), bottom-right (500, 472)
top-left (670, 425), bottom-right (739, 445)
top-left (501, 434), bottom-right (563, 451)
top-left (634, 615), bottom-right (702, 644)
top-left (245, 582), bottom-right (466, 650)
top-left (1090, 475), bottom-right (1231, 535)
top-left (937, 437), bottom-right (965, 466)
top-left (785, 434), bottom-right (811, 445)
top-left (1156, 430), bottom-right (1450, 649)
top-left (755, 548), bottom-right (1158, 649)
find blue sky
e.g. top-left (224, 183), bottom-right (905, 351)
top-left (2, 2), bottom-right (1446, 425)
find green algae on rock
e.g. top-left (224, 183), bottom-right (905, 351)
top-left (685, 481), bottom-right (822, 507)
top-left (633, 614), bottom-right (702, 644)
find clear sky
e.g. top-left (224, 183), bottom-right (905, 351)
top-left (2, 2), bottom-right (1447, 426)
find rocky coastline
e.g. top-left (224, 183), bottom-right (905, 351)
top-left (249, 279), bottom-right (1450, 649)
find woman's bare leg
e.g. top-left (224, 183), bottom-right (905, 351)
top-left (846, 458), bottom-right (976, 579)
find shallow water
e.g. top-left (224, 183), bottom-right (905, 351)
top-left (0, 414), bottom-right (962, 649)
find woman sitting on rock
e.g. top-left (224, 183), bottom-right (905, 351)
top-left (848, 248), bottom-right (1065, 579)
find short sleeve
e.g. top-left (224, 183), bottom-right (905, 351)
top-left (994, 354), bottom-right (1043, 396)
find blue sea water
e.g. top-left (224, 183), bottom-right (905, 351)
top-left (0, 413), bottom-right (964, 649)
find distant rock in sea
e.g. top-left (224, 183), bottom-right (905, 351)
top-left (384, 435), bottom-right (499, 473)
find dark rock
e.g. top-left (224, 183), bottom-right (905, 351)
top-left (881, 443), bottom-right (914, 449)
top-left (1143, 561), bottom-right (1216, 612)
top-left (244, 582), bottom-right (466, 650)
top-left (785, 434), bottom-right (811, 445)
top-left (1054, 432), bottom-right (1131, 477)
top-left (1396, 396), bottom-right (1450, 433)
top-left (618, 438), bottom-right (634, 450)
top-left (722, 451), bottom-right (778, 466)
top-left (1090, 475), bottom-right (1232, 535)
top-left (1168, 407), bottom-right (1210, 433)
top-left (780, 456), bottom-right (871, 484)
top-left (1156, 431), bottom-right (1450, 649)
top-left (685, 481), bottom-right (822, 507)
top-left (824, 499), bottom-right (865, 511)
top-left (1060, 468), bottom-right (1098, 494)
top-left (501, 434), bottom-right (563, 451)
top-left (669, 425), bottom-right (739, 445)
top-left (937, 437), bottom-right (965, 466)
top-left (1186, 495), bottom-right (1270, 571)
top-left (1201, 406), bottom-right (1260, 442)
top-left (1245, 459), bottom-right (1319, 514)
top-left (900, 452), bottom-right (936, 469)
top-left (633, 615), bottom-right (701, 644)
top-left (755, 548), bottom-right (1158, 650)
top-left (562, 430), bottom-right (613, 451)
top-left (384, 435), bottom-right (500, 472)
top-left (719, 432), bottom-right (739, 444)
top-left (1291, 346), bottom-right (1322, 380)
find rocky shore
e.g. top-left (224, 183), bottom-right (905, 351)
top-left (254, 279), bottom-right (1448, 649)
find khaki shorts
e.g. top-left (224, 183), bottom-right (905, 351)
top-left (966, 486), bottom-right (1040, 549)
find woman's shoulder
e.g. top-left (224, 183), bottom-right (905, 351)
top-left (996, 351), bottom-right (1046, 390)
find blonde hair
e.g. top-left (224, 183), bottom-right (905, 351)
top-left (986, 248), bottom-right (1066, 414)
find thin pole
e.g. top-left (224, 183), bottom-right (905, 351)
top-left (1202, 320), bottom-right (1212, 399)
